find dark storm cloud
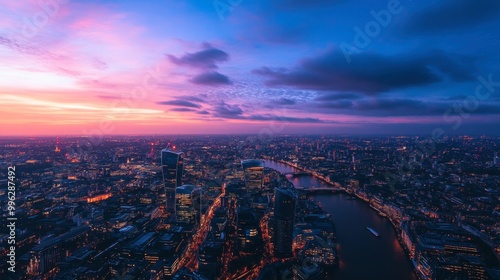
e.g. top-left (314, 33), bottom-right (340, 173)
top-left (190, 71), bottom-right (232, 86)
top-left (247, 114), bottom-right (325, 123)
top-left (318, 100), bottom-right (354, 109)
top-left (208, 102), bottom-right (326, 123)
top-left (403, 0), bottom-right (500, 34)
top-left (175, 95), bottom-right (207, 103)
top-left (167, 43), bottom-right (229, 69)
top-left (353, 99), bottom-right (439, 116)
top-left (315, 98), bottom-right (500, 117)
top-left (157, 100), bottom-right (201, 108)
top-left (167, 43), bottom-right (233, 86)
top-left (212, 102), bottom-right (244, 118)
top-left (314, 93), bottom-right (362, 101)
top-left (323, 123), bottom-right (500, 136)
top-left (253, 50), bottom-right (475, 94)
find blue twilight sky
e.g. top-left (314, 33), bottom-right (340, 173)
top-left (0, 0), bottom-right (499, 135)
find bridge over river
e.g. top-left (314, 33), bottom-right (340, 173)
top-left (282, 171), bottom-right (313, 177)
top-left (293, 186), bottom-right (341, 193)
top-left (266, 160), bottom-right (417, 280)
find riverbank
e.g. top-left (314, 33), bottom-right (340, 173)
top-left (264, 159), bottom-right (419, 279)
top-left (309, 193), bottom-right (417, 280)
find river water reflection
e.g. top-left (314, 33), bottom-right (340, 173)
top-left (266, 160), bottom-right (416, 280)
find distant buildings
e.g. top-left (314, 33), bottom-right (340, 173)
top-left (175, 184), bottom-right (202, 224)
top-left (241, 159), bottom-right (265, 194)
top-left (161, 149), bottom-right (184, 214)
top-left (273, 187), bottom-right (297, 258)
top-left (87, 192), bottom-right (112, 203)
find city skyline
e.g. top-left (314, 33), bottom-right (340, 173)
top-left (1, 135), bottom-right (499, 279)
top-left (1, 1), bottom-right (500, 136)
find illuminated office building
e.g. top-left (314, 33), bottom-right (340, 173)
top-left (435, 255), bottom-right (489, 280)
top-left (198, 241), bottom-right (223, 279)
top-left (302, 237), bottom-right (337, 266)
top-left (27, 227), bottom-right (89, 277)
top-left (237, 207), bottom-right (260, 254)
top-left (273, 187), bottom-right (297, 258)
top-left (175, 184), bottom-right (202, 224)
top-left (161, 149), bottom-right (184, 214)
top-left (241, 159), bottom-right (265, 194)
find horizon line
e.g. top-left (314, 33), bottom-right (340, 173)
top-left (0, 133), bottom-right (498, 138)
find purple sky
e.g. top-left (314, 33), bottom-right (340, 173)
top-left (1, 0), bottom-right (500, 135)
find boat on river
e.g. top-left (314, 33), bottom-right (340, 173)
top-left (367, 227), bottom-right (380, 237)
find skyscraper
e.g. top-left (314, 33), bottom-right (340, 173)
top-left (273, 187), bottom-right (297, 258)
top-left (236, 207), bottom-right (260, 254)
top-left (161, 149), bottom-right (184, 214)
top-left (175, 185), bottom-right (202, 224)
top-left (241, 159), bottom-right (265, 194)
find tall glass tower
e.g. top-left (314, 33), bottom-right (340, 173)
top-left (241, 159), bottom-right (265, 194)
top-left (161, 149), bottom-right (184, 214)
top-left (273, 187), bottom-right (297, 258)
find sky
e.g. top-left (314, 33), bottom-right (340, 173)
top-left (1, 0), bottom-right (500, 136)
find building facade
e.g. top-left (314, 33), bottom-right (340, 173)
top-left (241, 159), bottom-right (265, 194)
top-left (161, 149), bottom-right (184, 214)
top-left (273, 187), bottom-right (297, 258)
top-left (175, 184), bottom-right (202, 224)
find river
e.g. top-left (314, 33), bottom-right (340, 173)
top-left (265, 160), bottom-right (417, 280)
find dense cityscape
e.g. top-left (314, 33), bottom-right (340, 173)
top-left (2, 0), bottom-right (500, 279)
top-left (1, 135), bottom-right (499, 279)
